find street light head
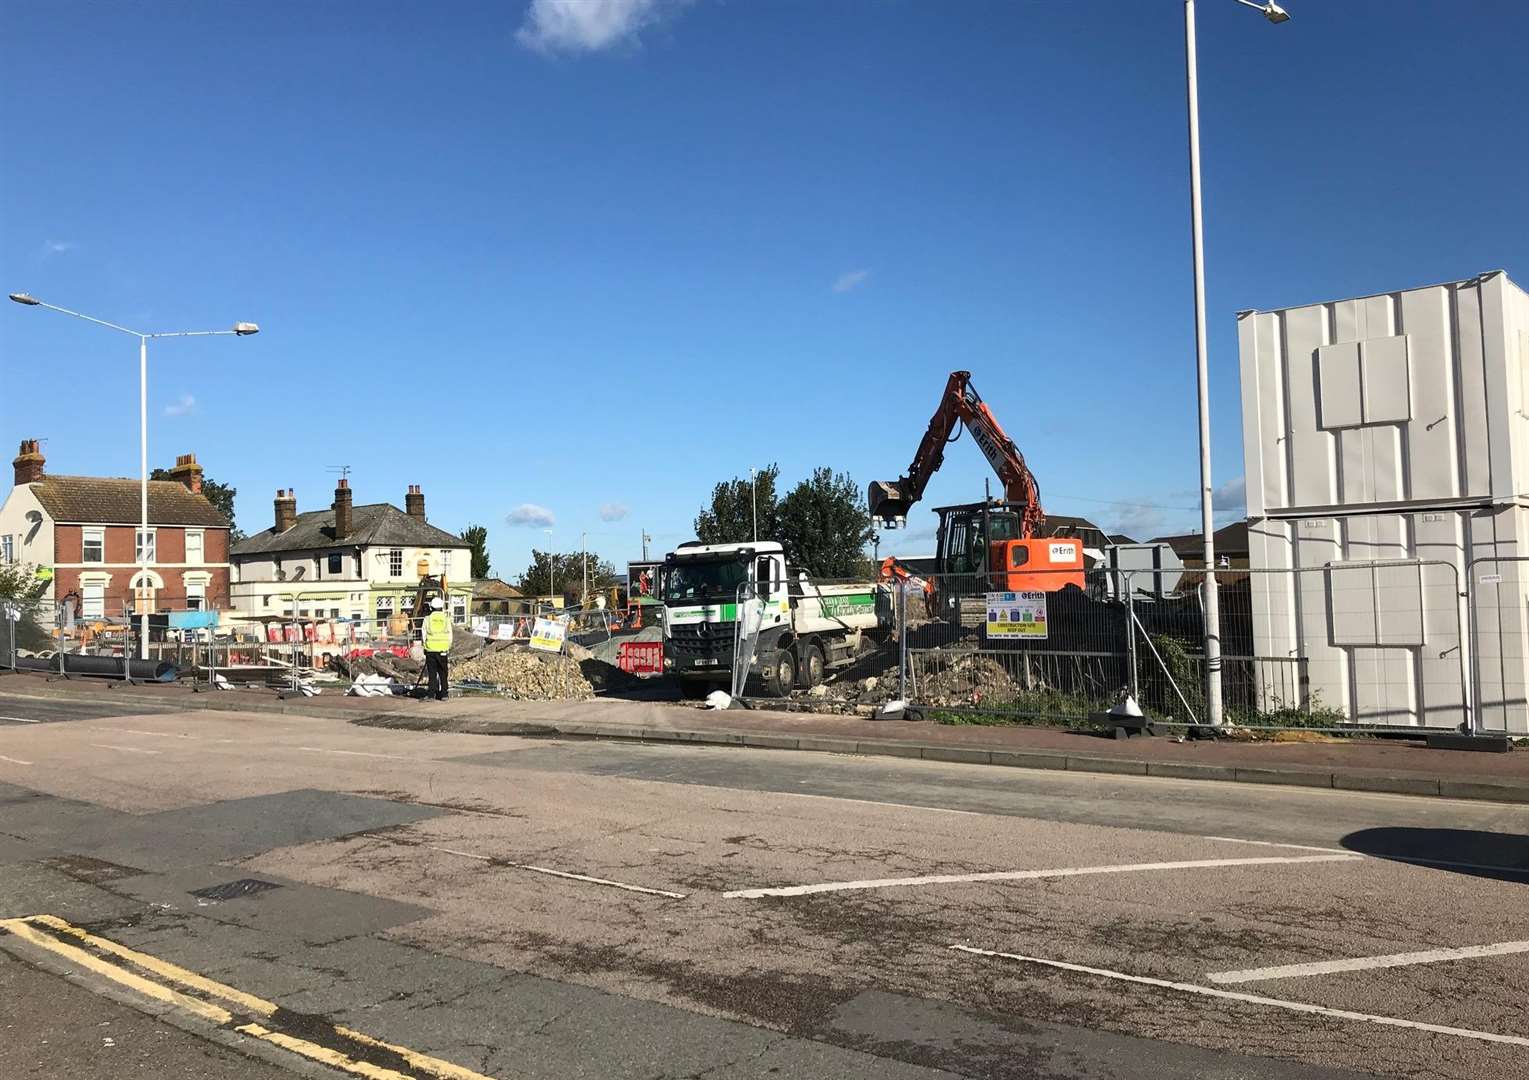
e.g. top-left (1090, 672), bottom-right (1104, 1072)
top-left (8, 293), bottom-right (40, 306)
top-left (1263, 2), bottom-right (1291, 23)
top-left (233, 322), bottom-right (260, 336)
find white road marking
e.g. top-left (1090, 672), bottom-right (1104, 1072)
top-left (88, 743), bottom-right (161, 755)
top-left (772, 791), bottom-right (981, 817)
top-left (952, 944), bottom-right (1529, 1048)
top-left (1199, 834), bottom-right (1349, 854)
top-left (1207, 940), bottom-right (1529, 985)
top-left (426, 844), bottom-right (687, 899)
top-left (0, 715), bottom-right (41, 723)
top-left (724, 853), bottom-right (1360, 899)
top-left (296, 746), bottom-right (411, 761)
top-left (0, 754), bottom-right (33, 765)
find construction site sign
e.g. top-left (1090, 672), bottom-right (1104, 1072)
top-left (530, 617), bottom-right (567, 653)
top-left (986, 591), bottom-right (1047, 639)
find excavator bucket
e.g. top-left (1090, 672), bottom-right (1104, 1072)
top-left (868, 480), bottom-right (913, 527)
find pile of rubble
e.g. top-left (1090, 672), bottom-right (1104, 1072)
top-left (803, 644), bottom-right (1026, 711)
top-left (453, 643), bottom-right (595, 700)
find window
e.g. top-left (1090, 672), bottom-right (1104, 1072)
top-left (262, 595), bottom-right (272, 609)
top-left (376, 595), bottom-right (394, 622)
top-left (82, 528), bottom-right (105, 564)
top-left (135, 529), bottom-right (157, 563)
top-left (440, 549), bottom-right (452, 579)
top-left (0, 535), bottom-right (11, 564)
top-left (388, 549), bottom-right (403, 577)
top-left (328, 553), bottom-right (343, 575)
top-left (330, 607), bottom-right (340, 619)
top-left (452, 596), bottom-right (467, 624)
top-left (185, 529), bottom-right (204, 564)
top-left (186, 581), bottom-right (206, 611)
top-left (81, 581), bottom-right (105, 619)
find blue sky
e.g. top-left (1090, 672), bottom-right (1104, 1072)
top-left (3, 1), bottom-right (1526, 578)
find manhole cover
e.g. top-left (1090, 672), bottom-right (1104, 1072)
top-left (189, 878), bottom-right (284, 902)
top-left (42, 855), bottom-right (145, 884)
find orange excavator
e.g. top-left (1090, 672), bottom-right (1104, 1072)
top-left (869, 371), bottom-right (1083, 596)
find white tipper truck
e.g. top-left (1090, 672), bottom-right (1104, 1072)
top-left (660, 540), bottom-right (892, 698)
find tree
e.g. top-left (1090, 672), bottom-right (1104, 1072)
top-left (151, 468), bottom-right (243, 541)
top-left (459, 524), bottom-right (491, 579)
top-left (517, 550), bottom-right (618, 602)
top-left (0, 561), bottom-right (51, 650)
top-left (694, 464), bottom-right (780, 545)
top-left (777, 467), bottom-right (873, 578)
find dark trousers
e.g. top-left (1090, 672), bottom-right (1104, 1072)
top-left (425, 651), bottom-right (449, 699)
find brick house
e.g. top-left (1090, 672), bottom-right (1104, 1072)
top-left (0, 440), bottom-right (233, 620)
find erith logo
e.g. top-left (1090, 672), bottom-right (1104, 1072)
top-left (1048, 542), bottom-right (1077, 563)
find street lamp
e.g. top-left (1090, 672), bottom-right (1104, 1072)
top-left (748, 467), bottom-right (758, 543)
top-left (1182, 0), bottom-right (1288, 727)
top-left (8, 293), bottom-right (259, 660)
top-left (543, 528), bottom-right (555, 609)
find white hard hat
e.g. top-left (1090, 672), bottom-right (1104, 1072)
top-left (430, 597), bottom-right (444, 610)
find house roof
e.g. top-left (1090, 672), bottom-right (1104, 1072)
top-left (1150, 520), bottom-right (1250, 559)
top-left (1043, 514), bottom-right (1106, 535)
top-left (29, 475), bottom-right (230, 528)
top-left (1106, 533), bottom-right (1137, 545)
top-left (472, 578), bottom-right (523, 599)
top-left (231, 502), bottom-right (469, 557)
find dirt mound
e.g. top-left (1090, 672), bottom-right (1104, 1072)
top-left (913, 653), bottom-right (1018, 708)
top-left (454, 646), bottom-right (594, 700)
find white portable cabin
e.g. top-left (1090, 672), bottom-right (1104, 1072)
top-left (1237, 271), bottom-right (1529, 731)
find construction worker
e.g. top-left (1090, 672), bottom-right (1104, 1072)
top-left (422, 597), bottom-right (453, 700)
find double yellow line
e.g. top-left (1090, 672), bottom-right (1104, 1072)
top-left (0, 914), bottom-right (496, 1080)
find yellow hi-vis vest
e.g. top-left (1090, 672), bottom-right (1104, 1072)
top-left (423, 610), bottom-right (453, 652)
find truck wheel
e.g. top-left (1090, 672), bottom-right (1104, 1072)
top-left (800, 643), bottom-right (825, 689)
top-left (763, 650), bottom-right (796, 698)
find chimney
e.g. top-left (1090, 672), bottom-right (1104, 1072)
top-left (405, 484), bottom-right (425, 521)
top-left (274, 488), bottom-right (297, 533)
top-left (12, 439), bottom-right (44, 486)
top-left (167, 453), bottom-right (204, 495)
top-left (333, 478), bottom-right (353, 539)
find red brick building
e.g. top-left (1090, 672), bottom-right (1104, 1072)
top-left (0, 440), bottom-right (232, 620)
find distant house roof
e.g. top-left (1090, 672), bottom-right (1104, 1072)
top-left (232, 502), bottom-right (469, 557)
top-left (1150, 520), bottom-right (1250, 560)
top-left (1107, 533), bottom-right (1137, 545)
top-left (1043, 514), bottom-right (1106, 536)
top-left (472, 578), bottom-right (523, 600)
top-left (30, 475), bottom-right (229, 528)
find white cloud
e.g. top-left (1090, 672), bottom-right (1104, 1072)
top-left (506, 503), bottom-right (557, 528)
top-left (163, 393), bottom-right (196, 417)
top-left (1212, 475), bottom-right (1246, 512)
top-left (832, 268), bottom-right (871, 294)
top-left (517, 0), bottom-right (687, 54)
top-left (1104, 502), bottom-right (1166, 540)
top-left (599, 502), bottom-right (630, 522)
top-left (44, 240), bottom-right (76, 254)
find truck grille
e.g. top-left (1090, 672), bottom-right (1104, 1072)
top-left (668, 622), bottom-right (734, 657)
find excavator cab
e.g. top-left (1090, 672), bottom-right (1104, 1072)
top-left (934, 501), bottom-right (1084, 594)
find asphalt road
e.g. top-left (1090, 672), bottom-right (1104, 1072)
top-left (1, 691), bottom-right (1527, 1079)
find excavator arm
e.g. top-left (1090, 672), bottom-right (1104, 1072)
top-left (868, 370), bottom-right (1045, 537)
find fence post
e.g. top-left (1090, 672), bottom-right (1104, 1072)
top-left (897, 583), bottom-right (908, 703)
top-left (1464, 558), bottom-right (1482, 737)
top-left (1124, 570), bottom-right (1139, 703)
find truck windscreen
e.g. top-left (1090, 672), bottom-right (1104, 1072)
top-left (662, 558), bottom-right (748, 602)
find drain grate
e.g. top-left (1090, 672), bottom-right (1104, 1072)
top-left (189, 878), bottom-right (284, 902)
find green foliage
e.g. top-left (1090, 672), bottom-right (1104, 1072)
top-left (693, 464), bottom-right (873, 578)
top-left (778, 467), bottom-right (873, 578)
top-left (695, 465), bottom-right (780, 546)
top-left (0, 561), bottom-right (51, 651)
top-left (459, 524), bottom-right (491, 579)
top-left (151, 467), bottom-right (242, 541)
top-left (517, 550), bottom-right (618, 601)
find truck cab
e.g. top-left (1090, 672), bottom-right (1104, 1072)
top-left (934, 500), bottom-right (1084, 592)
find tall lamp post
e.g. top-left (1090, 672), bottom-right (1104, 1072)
top-left (543, 528), bottom-right (555, 610)
top-left (7, 293), bottom-right (258, 660)
top-left (748, 467), bottom-right (758, 543)
top-left (1182, 0), bottom-right (1288, 727)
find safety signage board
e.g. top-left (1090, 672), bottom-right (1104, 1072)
top-left (530, 617), bottom-right (567, 653)
top-left (494, 622), bottom-right (517, 642)
top-left (986, 591), bottom-right (1047, 638)
top-left (471, 616), bottom-right (491, 637)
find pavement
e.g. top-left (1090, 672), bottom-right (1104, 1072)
top-left (1, 684), bottom-right (1528, 1078)
top-left (3, 669), bottom-right (1526, 803)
